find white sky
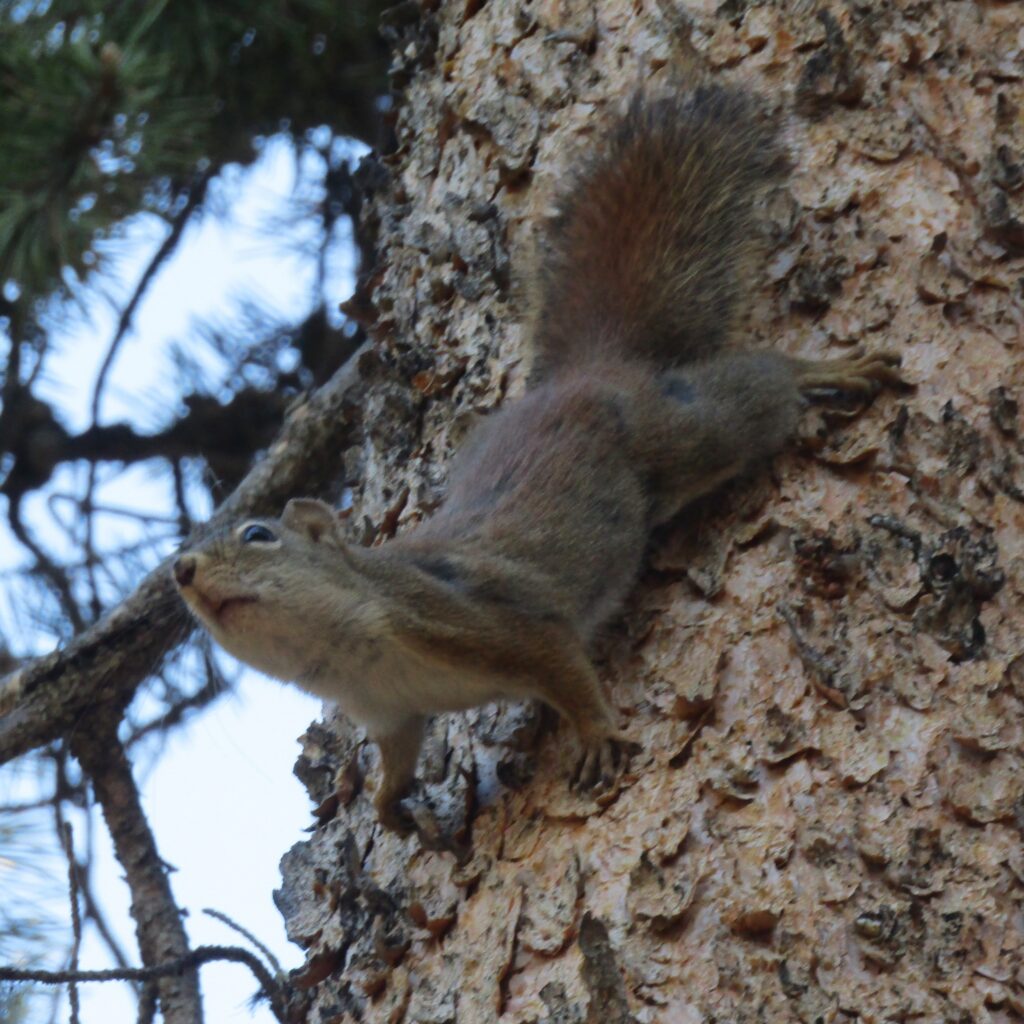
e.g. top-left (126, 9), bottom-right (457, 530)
top-left (0, 136), bottom-right (359, 1023)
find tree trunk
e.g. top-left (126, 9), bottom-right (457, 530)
top-left (276, 2), bottom-right (1024, 1021)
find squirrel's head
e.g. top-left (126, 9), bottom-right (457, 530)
top-left (172, 498), bottom-right (375, 682)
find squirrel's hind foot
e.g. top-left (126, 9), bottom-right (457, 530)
top-left (795, 347), bottom-right (904, 398)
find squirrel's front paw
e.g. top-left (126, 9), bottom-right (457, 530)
top-left (375, 794), bottom-right (416, 837)
top-left (570, 732), bottom-right (637, 795)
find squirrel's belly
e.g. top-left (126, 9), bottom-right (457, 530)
top-left (296, 644), bottom-right (505, 734)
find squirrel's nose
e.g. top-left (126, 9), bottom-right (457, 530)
top-left (173, 555), bottom-right (196, 588)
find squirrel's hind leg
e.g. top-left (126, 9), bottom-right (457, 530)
top-left (639, 352), bottom-right (805, 522)
top-left (638, 347), bottom-right (903, 524)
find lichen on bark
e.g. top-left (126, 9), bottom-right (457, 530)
top-left (277, 2), bottom-right (1024, 1021)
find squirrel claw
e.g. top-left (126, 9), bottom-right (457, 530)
top-left (571, 733), bottom-right (636, 795)
top-left (797, 348), bottom-right (906, 397)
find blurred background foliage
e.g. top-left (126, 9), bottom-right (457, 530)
top-left (0, 0), bottom-right (399, 1012)
top-left (0, 0), bottom-right (389, 298)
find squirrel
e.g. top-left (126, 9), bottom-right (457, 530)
top-left (172, 85), bottom-right (903, 834)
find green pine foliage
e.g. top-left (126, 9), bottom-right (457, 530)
top-left (0, 0), bottom-right (388, 306)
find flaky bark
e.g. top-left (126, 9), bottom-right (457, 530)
top-left (276, 2), bottom-right (1024, 1022)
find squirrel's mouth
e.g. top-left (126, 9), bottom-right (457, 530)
top-left (186, 590), bottom-right (258, 627)
top-left (213, 595), bottom-right (258, 621)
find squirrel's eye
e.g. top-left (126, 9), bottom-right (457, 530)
top-left (241, 524), bottom-right (277, 544)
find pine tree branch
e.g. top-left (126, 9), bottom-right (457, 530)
top-left (1, 386), bottom-right (292, 505)
top-left (69, 705), bottom-right (203, 1024)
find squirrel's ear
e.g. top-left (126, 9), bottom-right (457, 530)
top-left (282, 498), bottom-right (343, 546)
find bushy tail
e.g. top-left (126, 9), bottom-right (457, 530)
top-left (529, 85), bottom-right (786, 377)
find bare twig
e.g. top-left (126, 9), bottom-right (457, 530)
top-left (0, 795), bottom-right (59, 814)
top-left (203, 908), bottom-right (284, 978)
top-left (59, 754), bottom-right (138, 974)
top-left (125, 655), bottom-right (226, 748)
top-left (0, 944), bottom-right (289, 1023)
top-left (76, 859), bottom-right (135, 972)
top-left (58, 820), bottom-right (82, 1024)
top-left (7, 496), bottom-right (86, 634)
top-left (89, 173), bottom-right (214, 429)
top-left (49, 748), bottom-right (134, 971)
top-left (83, 172), bottom-right (214, 622)
top-left (47, 492), bottom-right (184, 527)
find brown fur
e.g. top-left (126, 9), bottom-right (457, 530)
top-left (173, 86), bottom-right (903, 833)
top-left (529, 87), bottom-right (787, 378)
